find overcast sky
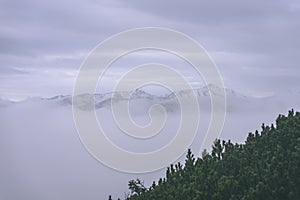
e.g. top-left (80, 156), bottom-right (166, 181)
top-left (1, 0), bottom-right (300, 100)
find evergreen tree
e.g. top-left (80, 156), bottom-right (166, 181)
top-left (109, 110), bottom-right (300, 200)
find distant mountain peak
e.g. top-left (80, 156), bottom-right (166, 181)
top-left (0, 85), bottom-right (250, 110)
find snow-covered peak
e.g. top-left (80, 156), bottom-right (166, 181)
top-left (131, 88), bottom-right (155, 99)
top-left (0, 85), bottom-right (251, 109)
top-left (196, 84), bottom-right (245, 98)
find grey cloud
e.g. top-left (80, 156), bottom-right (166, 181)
top-left (0, 0), bottom-right (300, 98)
top-left (120, 0), bottom-right (300, 70)
top-left (0, 0), bottom-right (131, 57)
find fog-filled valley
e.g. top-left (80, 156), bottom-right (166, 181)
top-left (0, 86), bottom-right (299, 199)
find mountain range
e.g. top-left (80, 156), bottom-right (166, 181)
top-left (1, 85), bottom-right (298, 113)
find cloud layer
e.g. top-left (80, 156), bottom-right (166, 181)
top-left (0, 0), bottom-right (300, 99)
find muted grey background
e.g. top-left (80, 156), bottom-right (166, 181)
top-left (1, 0), bottom-right (300, 200)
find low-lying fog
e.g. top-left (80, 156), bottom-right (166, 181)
top-left (0, 88), bottom-right (299, 199)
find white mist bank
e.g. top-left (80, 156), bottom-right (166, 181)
top-left (0, 89), bottom-right (299, 199)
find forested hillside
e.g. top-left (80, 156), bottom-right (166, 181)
top-left (110, 110), bottom-right (300, 200)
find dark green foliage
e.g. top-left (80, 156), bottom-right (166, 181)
top-left (111, 110), bottom-right (300, 200)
